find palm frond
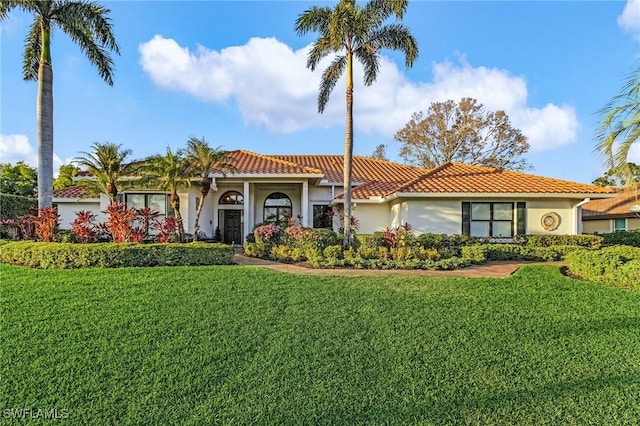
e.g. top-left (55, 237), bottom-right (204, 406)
top-left (185, 136), bottom-right (236, 177)
top-left (318, 55), bottom-right (346, 113)
top-left (354, 49), bottom-right (379, 86)
top-left (54, 0), bottom-right (120, 85)
top-left (596, 65), bottom-right (640, 171)
top-left (294, 5), bottom-right (332, 36)
top-left (22, 16), bottom-right (42, 81)
top-left (362, 0), bottom-right (408, 22)
top-left (365, 23), bottom-right (418, 67)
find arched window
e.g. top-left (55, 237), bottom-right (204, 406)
top-left (264, 192), bottom-right (292, 223)
top-left (219, 191), bottom-right (244, 205)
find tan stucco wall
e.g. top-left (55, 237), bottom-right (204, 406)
top-left (525, 199), bottom-right (576, 235)
top-left (583, 217), bottom-right (640, 234)
top-left (392, 198), bottom-right (582, 236)
top-left (404, 199), bottom-right (462, 235)
top-left (352, 203), bottom-right (389, 234)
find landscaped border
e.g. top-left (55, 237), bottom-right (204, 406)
top-left (0, 241), bottom-right (234, 269)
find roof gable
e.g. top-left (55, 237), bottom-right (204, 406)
top-left (396, 162), bottom-right (616, 195)
top-left (213, 150), bottom-right (323, 175)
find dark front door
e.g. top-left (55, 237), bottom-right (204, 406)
top-left (224, 210), bottom-right (242, 244)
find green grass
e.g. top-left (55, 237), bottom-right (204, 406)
top-left (2, 264), bottom-right (640, 425)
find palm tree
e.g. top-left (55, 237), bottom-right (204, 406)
top-left (0, 1), bottom-right (120, 210)
top-left (137, 147), bottom-right (191, 242)
top-left (184, 136), bottom-right (235, 241)
top-left (74, 142), bottom-right (133, 204)
top-left (295, 0), bottom-right (418, 248)
top-left (596, 64), bottom-right (640, 184)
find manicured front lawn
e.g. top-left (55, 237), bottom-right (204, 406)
top-left (2, 265), bottom-right (639, 424)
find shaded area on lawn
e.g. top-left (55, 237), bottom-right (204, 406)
top-left (1, 265), bottom-right (639, 425)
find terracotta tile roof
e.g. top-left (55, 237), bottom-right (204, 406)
top-left (348, 180), bottom-right (406, 199)
top-left (52, 185), bottom-right (93, 199)
top-left (270, 155), bottom-right (425, 184)
top-left (582, 186), bottom-right (640, 219)
top-left (214, 150), bottom-right (323, 175)
top-left (397, 162), bottom-right (617, 195)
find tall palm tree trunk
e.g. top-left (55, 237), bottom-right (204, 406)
top-left (37, 23), bottom-right (54, 209)
top-left (193, 179), bottom-right (211, 241)
top-left (343, 53), bottom-right (354, 249)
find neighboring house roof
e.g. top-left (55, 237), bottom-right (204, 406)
top-left (582, 186), bottom-right (640, 220)
top-left (52, 185), bottom-right (95, 200)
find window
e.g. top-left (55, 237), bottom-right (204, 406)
top-left (614, 218), bottom-right (627, 232)
top-left (463, 202), bottom-right (513, 237)
top-left (124, 193), bottom-right (171, 217)
top-left (219, 191), bottom-right (244, 205)
top-left (313, 205), bottom-right (333, 228)
top-left (264, 192), bottom-right (292, 223)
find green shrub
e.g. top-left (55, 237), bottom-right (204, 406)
top-left (516, 234), bottom-right (602, 249)
top-left (0, 241), bottom-right (234, 269)
top-left (304, 248), bottom-right (322, 267)
top-left (323, 245), bottom-right (343, 260)
top-left (461, 244), bottom-right (583, 264)
top-left (0, 193), bottom-right (37, 221)
top-left (567, 245), bottom-right (640, 290)
top-left (417, 233), bottom-right (478, 255)
top-left (356, 245), bottom-right (379, 260)
top-left (354, 233), bottom-right (383, 249)
top-left (600, 231), bottom-right (640, 248)
top-left (314, 255), bottom-right (471, 271)
top-left (302, 228), bottom-right (340, 252)
top-left (270, 245), bottom-right (303, 263)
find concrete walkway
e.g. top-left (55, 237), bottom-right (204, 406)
top-left (233, 253), bottom-right (565, 279)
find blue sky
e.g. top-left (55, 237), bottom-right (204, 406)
top-left (1, 0), bottom-right (640, 184)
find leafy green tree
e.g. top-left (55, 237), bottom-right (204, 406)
top-left (137, 147), bottom-right (191, 242)
top-left (53, 163), bottom-right (79, 190)
top-left (0, 162), bottom-right (38, 196)
top-left (596, 64), bottom-right (640, 178)
top-left (295, 0), bottom-right (418, 248)
top-left (592, 163), bottom-right (640, 187)
top-left (370, 144), bottom-right (389, 161)
top-left (184, 136), bottom-right (235, 241)
top-left (395, 98), bottom-right (531, 171)
top-left (0, 0), bottom-right (120, 209)
top-left (73, 142), bottom-right (134, 203)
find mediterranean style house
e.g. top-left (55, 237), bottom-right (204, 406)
top-left (582, 186), bottom-right (640, 233)
top-left (53, 150), bottom-right (617, 243)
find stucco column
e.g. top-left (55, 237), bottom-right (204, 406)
top-left (302, 180), bottom-right (309, 227)
top-left (243, 181), bottom-right (251, 240)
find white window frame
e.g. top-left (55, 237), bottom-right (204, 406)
top-left (613, 218), bottom-right (627, 232)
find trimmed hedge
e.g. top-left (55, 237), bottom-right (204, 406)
top-left (600, 231), bottom-right (640, 248)
top-left (314, 256), bottom-right (471, 271)
top-left (461, 244), bottom-right (584, 264)
top-left (0, 193), bottom-right (37, 220)
top-left (515, 234), bottom-right (602, 249)
top-left (566, 245), bottom-right (640, 290)
top-left (0, 241), bottom-right (234, 269)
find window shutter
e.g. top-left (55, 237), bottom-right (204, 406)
top-left (516, 202), bottom-right (526, 235)
top-left (462, 202), bottom-right (470, 236)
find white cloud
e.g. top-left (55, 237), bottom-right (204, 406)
top-left (618, 0), bottom-right (640, 35)
top-left (139, 35), bottom-right (578, 152)
top-left (0, 134), bottom-right (66, 174)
